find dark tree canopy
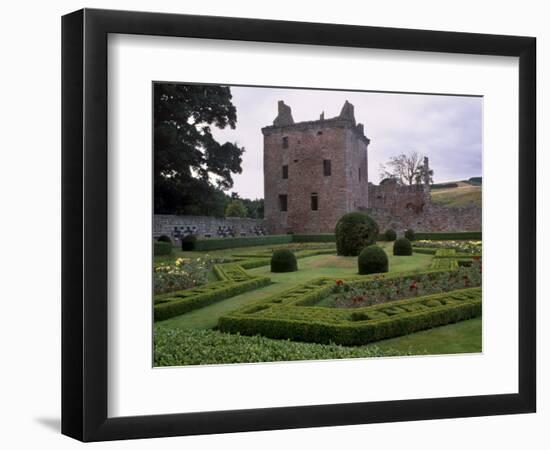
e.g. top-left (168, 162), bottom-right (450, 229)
top-left (154, 83), bottom-right (245, 215)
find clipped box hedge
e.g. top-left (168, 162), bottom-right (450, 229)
top-left (192, 234), bottom-right (293, 251)
top-left (155, 276), bottom-right (270, 321)
top-left (412, 247), bottom-right (438, 255)
top-left (154, 260), bottom-right (273, 321)
top-left (292, 234), bottom-right (336, 243)
top-left (178, 231), bottom-right (480, 252)
top-left (430, 257), bottom-right (459, 270)
top-left (154, 241), bottom-right (172, 256)
top-left (414, 231), bottom-right (482, 241)
top-left (218, 287), bottom-right (481, 346)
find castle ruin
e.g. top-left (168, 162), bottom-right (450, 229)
top-left (262, 100), bottom-right (369, 234)
top-left (262, 101), bottom-right (481, 235)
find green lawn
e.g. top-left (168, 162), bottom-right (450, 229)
top-left (368, 317), bottom-right (481, 355)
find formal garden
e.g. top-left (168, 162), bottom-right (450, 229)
top-left (153, 212), bottom-right (482, 367)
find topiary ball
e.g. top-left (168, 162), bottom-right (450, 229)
top-left (384, 229), bottom-right (397, 241)
top-left (270, 249), bottom-right (298, 273)
top-left (335, 211), bottom-right (379, 256)
top-left (393, 237), bottom-right (413, 256)
top-left (404, 229), bottom-right (415, 241)
top-left (181, 234), bottom-right (197, 251)
top-left (154, 241), bottom-right (172, 256)
top-left (358, 245), bottom-right (389, 275)
top-left (157, 234), bottom-right (172, 244)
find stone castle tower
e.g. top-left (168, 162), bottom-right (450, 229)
top-left (262, 100), bottom-right (370, 234)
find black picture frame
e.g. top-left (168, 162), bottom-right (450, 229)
top-left (61, 8), bottom-right (536, 442)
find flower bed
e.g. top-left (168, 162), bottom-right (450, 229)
top-left (154, 255), bottom-right (228, 294)
top-left (328, 261), bottom-right (481, 308)
top-left (413, 240), bottom-right (482, 255)
top-left (154, 259), bottom-right (274, 320)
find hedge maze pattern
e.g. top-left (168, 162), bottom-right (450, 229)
top-left (156, 234), bottom-right (482, 346)
top-left (218, 266), bottom-right (482, 346)
top-left (218, 285), bottom-right (481, 346)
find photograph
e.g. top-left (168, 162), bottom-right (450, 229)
top-left (152, 82), bottom-right (483, 367)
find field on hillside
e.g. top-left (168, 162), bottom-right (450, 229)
top-left (431, 181), bottom-right (482, 207)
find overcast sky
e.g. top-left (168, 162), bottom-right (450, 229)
top-left (211, 85), bottom-right (482, 200)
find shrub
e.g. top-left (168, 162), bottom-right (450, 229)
top-left (271, 249), bottom-right (298, 273)
top-left (405, 229), bottom-right (415, 241)
top-left (293, 234), bottom-right (335, 243)
top-left (154, 241), bottom-right (172, 256)
top-left (181, 234), bottom-right (197, 251)
top-left (154, 327), bottom-right (407, 367)
top-left (431, 182), bottom-right (459, 190)
top-left (414, 232), bottom-right (482, 241)
top-left (335, 212), bottom-right (379, 256)
top-left (393, 237), bottom-right (413, 256)
top-left (157, 234), bottom-right (172, 244)
top-left (384, 229), bottom-right (397, 241)
top-left (358, 245), bottom-right (389, 275)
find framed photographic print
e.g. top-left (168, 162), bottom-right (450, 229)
top-left (61, 8), bottom-right (536, 442)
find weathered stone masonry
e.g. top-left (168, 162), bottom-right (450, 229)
top-left (154, 215), bottom-right (266, 239)
top-left (367, 180), bottom-right (481, 233)
top-left (262, 100), bottom-right (481, 234)
top-left (263, 100), bottom-right (370, 234)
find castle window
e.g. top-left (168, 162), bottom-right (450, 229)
top-left (311, 193), bottom-right (318, 211)
top-left (323, 159), bottom-right (331, 176)
top-left (317, 131), bottom-right (323, 135)
top-left (279, 194), bottom-right (288, 212)
top-left (282, 165), bottom-right (288, 179)
top-left (282, 136), bottom-right (289, 148)
top-left (359, 168), bottom-right (361, 181)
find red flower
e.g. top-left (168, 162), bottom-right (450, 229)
top-left (336, 279), bottom-right (344, 286)
top-left (473, 256), bottom-right (481, 261)
top-left (409, 281), bottom-right (417, 290)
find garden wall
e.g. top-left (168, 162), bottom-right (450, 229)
top-left (154, 214), bottom-right (266, 239)
top-left (368, 203), bottom-right (481, 233)
top-left (367, 181), bottom-right (481, 233)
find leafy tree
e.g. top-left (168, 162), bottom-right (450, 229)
top-left (415, 158), bottom-right (434, 185)
top-left (154, 83), bottom-right (244, 214)
top-left (241, 198), bottom-right (265, 219)
top-left (225, 199), bottom-right (248, 218)
top-left (379, 151), bottom-right (429, 186)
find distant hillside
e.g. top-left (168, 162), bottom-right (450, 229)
top-left (431, 179), bottom-right (482, 207)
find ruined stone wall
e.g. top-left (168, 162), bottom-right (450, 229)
top-left (367, 182), bottom-right (481, 232)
